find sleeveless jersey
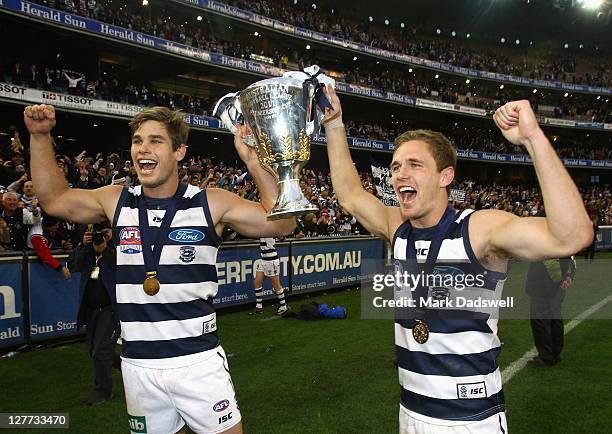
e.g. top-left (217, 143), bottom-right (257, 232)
top-left (392, 208), bottom-right (507, 422)
top-left (112, 184), bottom-right (222, 363)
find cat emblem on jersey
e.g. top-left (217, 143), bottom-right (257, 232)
top-left (412, 320), bottom-right (429, 344)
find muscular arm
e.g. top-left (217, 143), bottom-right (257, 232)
top-left (476, 101), bottom-right (593, 262)
top-left (323, 86), bottom-right (400, 241)
top-left (25, 105), bottom-right (121, 223)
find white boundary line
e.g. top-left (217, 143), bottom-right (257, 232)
top-left (502, 293), bottom-right (612, 385)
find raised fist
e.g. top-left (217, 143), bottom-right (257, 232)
top-left (493, 100), bottom-right (542, 146)
top-left (23, 104), bottom-right (56, 135)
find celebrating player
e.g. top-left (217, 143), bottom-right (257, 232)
top-left (24, 104), bottom-right (295, 434)
top-left (322, 86), bottom-right (593, 432)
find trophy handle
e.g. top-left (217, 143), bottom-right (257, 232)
top-left (213, 92), bottom-right (254, 145)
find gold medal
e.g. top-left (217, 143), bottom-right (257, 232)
top-left (90, 266), bottom-right (100, 280)
top-left (412, 320), bottom-right (429, 344)
top-left (143, 272), bottom-right (160, 296)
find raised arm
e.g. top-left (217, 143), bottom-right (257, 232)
top-left (24, 104), bottom-right (121, 223)
top-left (473, 100), bottom-right (593, 262)
top-left (208, 124), bottom-right (296, 237)
top-left (322, 85), bottom-right (400, 241)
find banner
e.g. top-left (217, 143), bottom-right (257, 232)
top-left (183, 0), bottom-right (612, 95)
top-left (290, 238), bottom-right (384, 292)
top-left (449, 189), bottom-right (467, 203)
top-left (0, 260), bottom-right (26, 348)
top-left (370, 158), bottom-right (399, 206)
top-left (28, 262), bottom-right (82, 340)
top-left (213, 242), bottom-right (290, 307)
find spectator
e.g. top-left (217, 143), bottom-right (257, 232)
top-left (0, 191), bottom-right (41, 250)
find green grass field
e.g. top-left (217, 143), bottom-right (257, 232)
top-left (1, 257), bottom-right (611, 433)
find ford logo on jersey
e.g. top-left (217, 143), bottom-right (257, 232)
top-left (213, 399), bottom-right (230, 412)
top-left (168, 229), bottom-right (205, 243)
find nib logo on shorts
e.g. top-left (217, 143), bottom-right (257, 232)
top-left (128, 415), bottom-right (147, 433)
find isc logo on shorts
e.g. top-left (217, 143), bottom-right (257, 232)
top-left (457, 381), bottom-right (487, 399)
top-left (128, 415), bottom-right (147, 433)
top-left (120, 227), bottom-right (142, 254)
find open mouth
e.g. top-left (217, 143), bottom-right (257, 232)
top-left (138, 159), bottom-right (157, 175)
top-left (398, 186), bottom-right (417, 203)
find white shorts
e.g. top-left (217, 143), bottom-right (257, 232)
top-left (399, 405), bottom-right (508, 434)
top-left (256, 259), bottom-right (280, 277)
top-left (122, 346), bottom-right (241, 434)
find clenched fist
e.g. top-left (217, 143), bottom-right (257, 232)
top-left (493, 100), bottom-right (542, 147)
top-left (24, 104), bottom-right (56, 135)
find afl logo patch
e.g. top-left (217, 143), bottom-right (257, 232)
top-left (168, 229), bottom-right (205, 243)
top-left (179, 246), bottom-right (196, 263)
top-left (119, 227), bottom-right (142, 254)
top-left (213, 399), bottom-right (230, 412)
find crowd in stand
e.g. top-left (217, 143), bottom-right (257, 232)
top-left (0, 131), bottom-right (609, 254)
top-left (18, 0), bottom-right (611, 124)
top-left (346, 120), bottom-right (612, 160)
top-left (233, 0), bottom-right (611, 88)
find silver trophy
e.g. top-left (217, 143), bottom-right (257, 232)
top-left (214, 68), bottom-right (333, 219)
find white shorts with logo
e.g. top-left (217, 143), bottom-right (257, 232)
top-left (399, 405), bottom-right (508, 434)
top-left (256, 259), bottom-right (280, 277)
top-left (123, 346), bottom-right (241, 434)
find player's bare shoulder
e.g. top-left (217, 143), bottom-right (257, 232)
top-left (467, 209), bottom-right (516, 270)
top-left (97, 184), bottom-right (124, 222)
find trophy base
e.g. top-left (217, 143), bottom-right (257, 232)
top-left (267, 178), bottom-right (318, 220)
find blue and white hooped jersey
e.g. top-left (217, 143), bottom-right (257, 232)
top-left (259, 237), bottom-right (278, 261)
top-left (112, 184), bottom-right (222, 364)
top-left (392, 208), bottom-right (507, 423)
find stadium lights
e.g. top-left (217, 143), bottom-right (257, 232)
top-left (581, 0), bottom-right (603, 10)
top-left (385, 19), bottom-right (390, 26)
top-left (331, 8), bottom-right (334, 13)
top-left (294, 0), bottom-right (297, 4)
top-left (408, 68), bottom-right (413, 73)
top-left (465, 79), bottom-right (470, 84)
top-left (564, 92), bottom-right (569, 97)
top-left (466, 33), bottom-right (471, 38)
top-left (401, 22), bottom-right (405, 28)
top-left (452, 31), bottom-right (456, 37)
top-left (499, 84), bottom-right (504, 89)
top-left (436, 29), bottom-right (441, 34)
top-left (306, 44), bottom-right (311, 50)
top-left (515, 39), bottom-right (520, 45)
top-left (93, 123), bottom-right (98, 127)
top-left (197, 15), bottom-right (202, 21)
top-left (597, 96), bottom-right (601, 100)
top-left (311, 3), bottom-right (316, 9)
top-left (254, 31), bottom-right (259, 36)
top-left (435, 74), bottom-right (439, 79)
top-left (532, 89), bottom-right (538, 94)
top-left (142, 0), bottom-right (148, 5)
top-left (564, 43), bottom-right (569, 48)
top-left (529, 41), bottom-right (533, 46)
top-left (368, 16), bottom-right (373, 22)
top-left (353, 56), bottom-right (358, 61)
top-left (500, 37), bottom-right (506, 43)
top-left (579, 44), bottom-right (584, 48)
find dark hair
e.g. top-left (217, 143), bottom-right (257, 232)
top-left (129, 106), bottom-right (189, 151)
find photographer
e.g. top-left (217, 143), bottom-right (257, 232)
top-left (71, 221), bottom-right (119, 406)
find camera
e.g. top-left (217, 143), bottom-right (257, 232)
top-left (92, 229), bottom-right (105, 245)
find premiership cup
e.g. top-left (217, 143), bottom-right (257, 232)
top-left (214, 73), bottom-right (326, 219)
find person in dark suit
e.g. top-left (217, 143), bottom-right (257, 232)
top-left (526, 256), bottom-right (576, 366)
top-left (70, 221), bottom-right (119, 405)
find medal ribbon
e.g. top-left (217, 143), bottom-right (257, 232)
top-left (137, 183), bottom-right (188, 282)
top-left (406, 205), bottom-right (458, 313)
